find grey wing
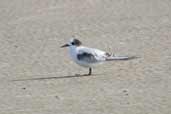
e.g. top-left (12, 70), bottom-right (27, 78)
top-left (77, 49), bottom-right (98, 63)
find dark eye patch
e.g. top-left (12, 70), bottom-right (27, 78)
top-left (71, 42), bottom-right (75, 45)
top-left (72, 39), bottom-right (82, 46)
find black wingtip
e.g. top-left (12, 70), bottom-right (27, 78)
top-left (126, 56), bottom-right (140, 60)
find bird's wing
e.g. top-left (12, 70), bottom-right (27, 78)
top-left (76, 47), bottom-right (107, 63)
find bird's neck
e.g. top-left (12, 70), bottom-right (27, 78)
top-left (69, 45), bottom-right (77, 50)
top-left (69, 46), bottom-right (77, 57)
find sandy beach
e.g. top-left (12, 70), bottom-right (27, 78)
top-left (0, 0), bottom-right (170, 114)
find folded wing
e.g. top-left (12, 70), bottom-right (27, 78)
top-left (77, 47), bottom-right (107, 63)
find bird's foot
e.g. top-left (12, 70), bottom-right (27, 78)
top-left (83, 73), bottom-right (91, 76)
top-left (74, 73), bottom-right (91, 76)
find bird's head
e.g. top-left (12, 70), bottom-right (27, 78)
top-left (61, 38), bottom-right (82, 48)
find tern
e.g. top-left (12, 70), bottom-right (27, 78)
top-left (61, 38), bottom-right (137, 76)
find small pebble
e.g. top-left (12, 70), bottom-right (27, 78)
top-left (123, 90), bottom-right (128, 93)
top-left (55, 95), bottom-right (59, 99)
top-left (125, 93), bottom-right (129, 96)
top-left (22, 87), bottom-right (26, 90)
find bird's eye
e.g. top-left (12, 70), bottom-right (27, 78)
top-left (71, 42), bottom-right (75, 45)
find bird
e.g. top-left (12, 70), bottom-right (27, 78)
top-left (61, 38), bottom-right (137, 76)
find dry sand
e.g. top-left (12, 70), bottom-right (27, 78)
top-left (0, 0), bottom-right (171, 114)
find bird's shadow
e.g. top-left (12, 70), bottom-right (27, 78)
top-left (12, 73), bottom-right (103, 82)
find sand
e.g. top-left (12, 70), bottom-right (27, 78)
top-left (0, 0), bottom-right (170, 114)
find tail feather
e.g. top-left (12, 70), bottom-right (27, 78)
top-left (105, 56), bottom-right (139, 61)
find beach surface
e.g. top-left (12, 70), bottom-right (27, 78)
top-left (0, 0), bottom-right (171, 114)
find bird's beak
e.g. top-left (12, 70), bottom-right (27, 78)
top-left (61, 44), bottom-right (70, 48)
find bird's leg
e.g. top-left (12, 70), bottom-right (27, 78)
top-left (88, 67), bottom-right (92, 75)
top-left (75, 68), bottom-right (92, 76)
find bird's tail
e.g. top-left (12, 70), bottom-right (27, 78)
top-left (105, 55), bottom-right (139, 61)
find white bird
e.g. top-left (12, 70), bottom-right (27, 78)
top-left (61, 38), bottom-right (137, 76)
